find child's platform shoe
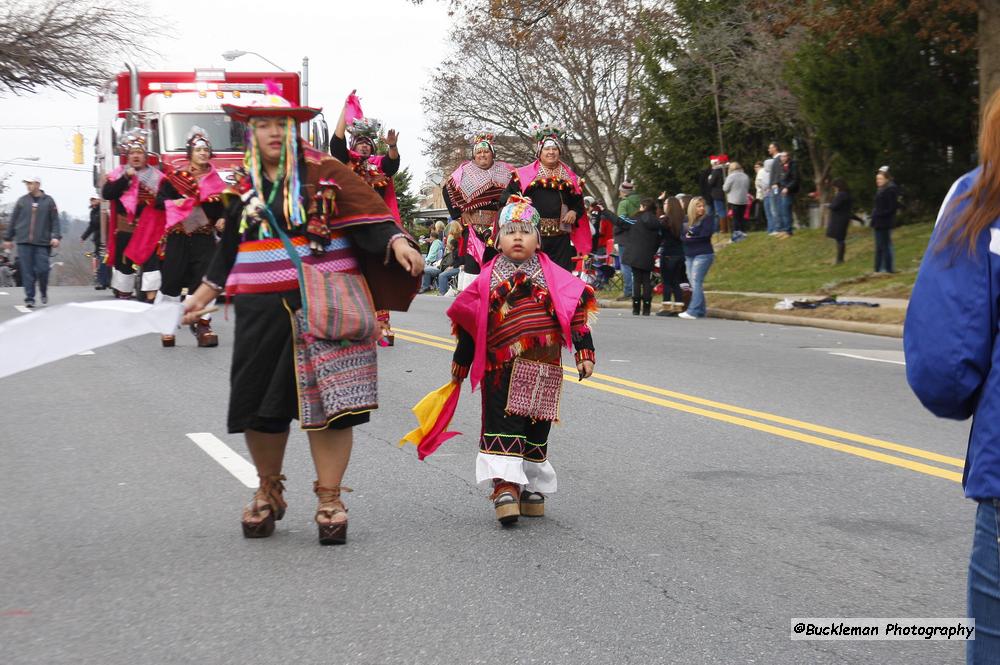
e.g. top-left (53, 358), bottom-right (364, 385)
top-left (491, 481), bottom-right (520, 526)
top-left (520, 490), bottom-right (545, 517)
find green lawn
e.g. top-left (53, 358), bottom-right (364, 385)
top-left (705, 223), bottom-right (933, 299)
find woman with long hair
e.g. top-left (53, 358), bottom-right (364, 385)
top-left (658, 195), bottom-right (688, 313)
top-left (679, 196), bottom-right (714, 320)
top-left (182, 95), bottom-right (423, 546)
top-left (904, 88), bottom-right (1000, 662)
top-left (825, 177), bottom-right (853, 265)
top-left (621, 197), bottom-right (663, 316)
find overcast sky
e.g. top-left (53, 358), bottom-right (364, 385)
top-left (0, 0), bottom-right (451, 216)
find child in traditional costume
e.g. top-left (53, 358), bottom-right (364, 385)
top-left (447, 196), bottom-right (597, 525)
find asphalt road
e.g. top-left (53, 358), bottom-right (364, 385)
top-left (1, 286), bottom-right (974, 664)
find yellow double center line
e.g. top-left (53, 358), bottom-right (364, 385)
top-left (392, 327), bottom-right (964, 483)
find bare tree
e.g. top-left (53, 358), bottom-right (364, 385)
top-left (421, 0), bottom-right (665, 204)
top-left (0, 0), bottom-right (154, 95)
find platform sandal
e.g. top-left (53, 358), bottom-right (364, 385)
top-left (161, 334), bottom-right (175, 347)
top-left (519, 490), bottom-right (545, 517)
top-left (241, 473), bottom-right (287, 539)
top-left (492, 481), bottom-right (521, 526)
top-left (314, 482), bottom-right (352, 545)
top-left (191, 318), bottom-right (219, 347)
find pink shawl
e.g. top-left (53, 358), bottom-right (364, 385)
top-left (163, 166), bottom-right (226, 230)
top-left (107, 165), bottom-right (166, 266)
top-left (514, 160), bottom-right (591, 257)
top-left (446, 252), bottom-right (586, 391)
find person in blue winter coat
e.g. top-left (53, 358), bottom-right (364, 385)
top-left (904, 89), bottom-right (1000, 664)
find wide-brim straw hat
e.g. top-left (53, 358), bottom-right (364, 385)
top-left (222, 93), bottom-right (321, 123)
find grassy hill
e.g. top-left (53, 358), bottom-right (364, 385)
top-left (705, 223), bottom-right (933, 299)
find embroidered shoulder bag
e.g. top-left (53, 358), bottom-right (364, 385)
top-left (270, 210), bottom-right (378, 343)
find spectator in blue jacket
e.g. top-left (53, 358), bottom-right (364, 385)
top-left (420, 229), bottom-right (444, 292)
top-left (679, 196), bottom-right (714, 320)
top-left (904, 89), bottom-right (1000, 663)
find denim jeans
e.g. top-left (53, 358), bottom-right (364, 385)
top-left (968, 499), bottom-right (1000, 663)
top-left (684, 253), bottom-right (714, 317)
top-left (438, 267), bottom-right (460, 294)
top-left (422, 266), bottom-right (441, 291)
top-left (778, 193), bottom-right (794, 233)
top-left (712, 199), bottom-right (726, 228)
top-left (621, 261), bottom-right (633, 297)
top-left (874, 228), bottom-right (894, 273)
top-left (17, 243), bottom-right (50, 303)
top-left (764, 193), bottom-right (779, 233)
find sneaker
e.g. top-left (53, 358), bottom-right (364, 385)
top-left (678, 311), bottom-right (698, 319)
top-left (615, 294), bottom-right (632, 302)
top-left (40, 295), bottom-right (47, 305)
top-left (24, 300), bottom-right (35, 309)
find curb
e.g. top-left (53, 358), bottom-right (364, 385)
top-left (598, 298), bottom-right (902, 337)
top-left (707, 308), bottom-right (903, 338)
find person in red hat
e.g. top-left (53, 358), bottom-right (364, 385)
top-left (182, 92), bottom-right (423, 546)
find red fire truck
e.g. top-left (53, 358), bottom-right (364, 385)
top-left (94, 65), bottom-right (327, 185)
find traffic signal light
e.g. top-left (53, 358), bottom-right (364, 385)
top-left (72, 130), bottom-right (83, 164)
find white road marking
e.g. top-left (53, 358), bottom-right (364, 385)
top-left (829, 352), bottom-right (905, 366)
top-left (77, 350), bottom-right (95, 356)
top-left (186, 433), bottom-right (257, 488)
top-left (813, 348), bottom-right (906, 366)
top-left (14, 305), bottom-right (32, 313)
top-left (609, 359), bottom-right (630, 363)
top-left (0, 291), bottom-right (9, 295)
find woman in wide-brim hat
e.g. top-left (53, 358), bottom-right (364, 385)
top-left (183, 92), bottom-right (423, 545)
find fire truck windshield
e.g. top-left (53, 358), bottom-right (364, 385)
top-left (162, 113), bottom-right (247, 152)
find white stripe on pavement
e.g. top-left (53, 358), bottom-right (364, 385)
top-left (14, 305), bottom-right (32, 313)
top-left (186, 433), bottom-right (257, 488)
top-left (77, 350), bottom-right (95, 356)
top-left (828, 352), bottom-right (905, 366)
top-left (0, 291), bottom-right (9, 295)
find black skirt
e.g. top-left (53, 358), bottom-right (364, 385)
top-left (228, 291), bottom-right (370, 434)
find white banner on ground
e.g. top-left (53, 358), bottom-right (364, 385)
top-left (0, 301), bottom-right (182, 379)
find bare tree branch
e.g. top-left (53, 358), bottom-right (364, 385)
top-left (421, 0), bottom-right (663, 203)
top-left (0, 0), bottom-right (157, 96)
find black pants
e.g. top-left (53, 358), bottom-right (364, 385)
top-left (160, 232), bottom-right (215, 297)
top-left (113, 231), bottom-right (160, 274)
top-left (542, 234), bottom-right (574, 271)
top-left (874, 227), bottom-right (894, 272)
top-left (480, 365), bottom-right (552, 461)
top-left (632, 267), bottom-right (653, 301)
top-left (659, 255), bottom-right (686, 302)
top-left (730, 204), bottom-right (747, 233)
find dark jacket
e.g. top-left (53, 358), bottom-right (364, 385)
top-left (621, 210), bottom-right (662, 271)
top-left (779, 160), bottom-right (799, 195)
top-left (82, 204), bottom-right (101, 245)
top-left (660, 197), bottom-right (686, 258)
top-left (871, 182), bottom-right (900, 230)
top-left (826, 191), bottom-right (853, 241)
top-left (683, 214), bottom-right (715, 258)
top-left (4, 191), bottom-right (61, 246)
top-left (708, 166), bottom-right (726, 201)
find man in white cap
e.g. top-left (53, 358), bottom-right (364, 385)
top-left (2, 176), bottom-right (61, 308)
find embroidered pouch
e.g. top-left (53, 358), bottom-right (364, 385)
top-left (505, 357), bottom-right (562, 422)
